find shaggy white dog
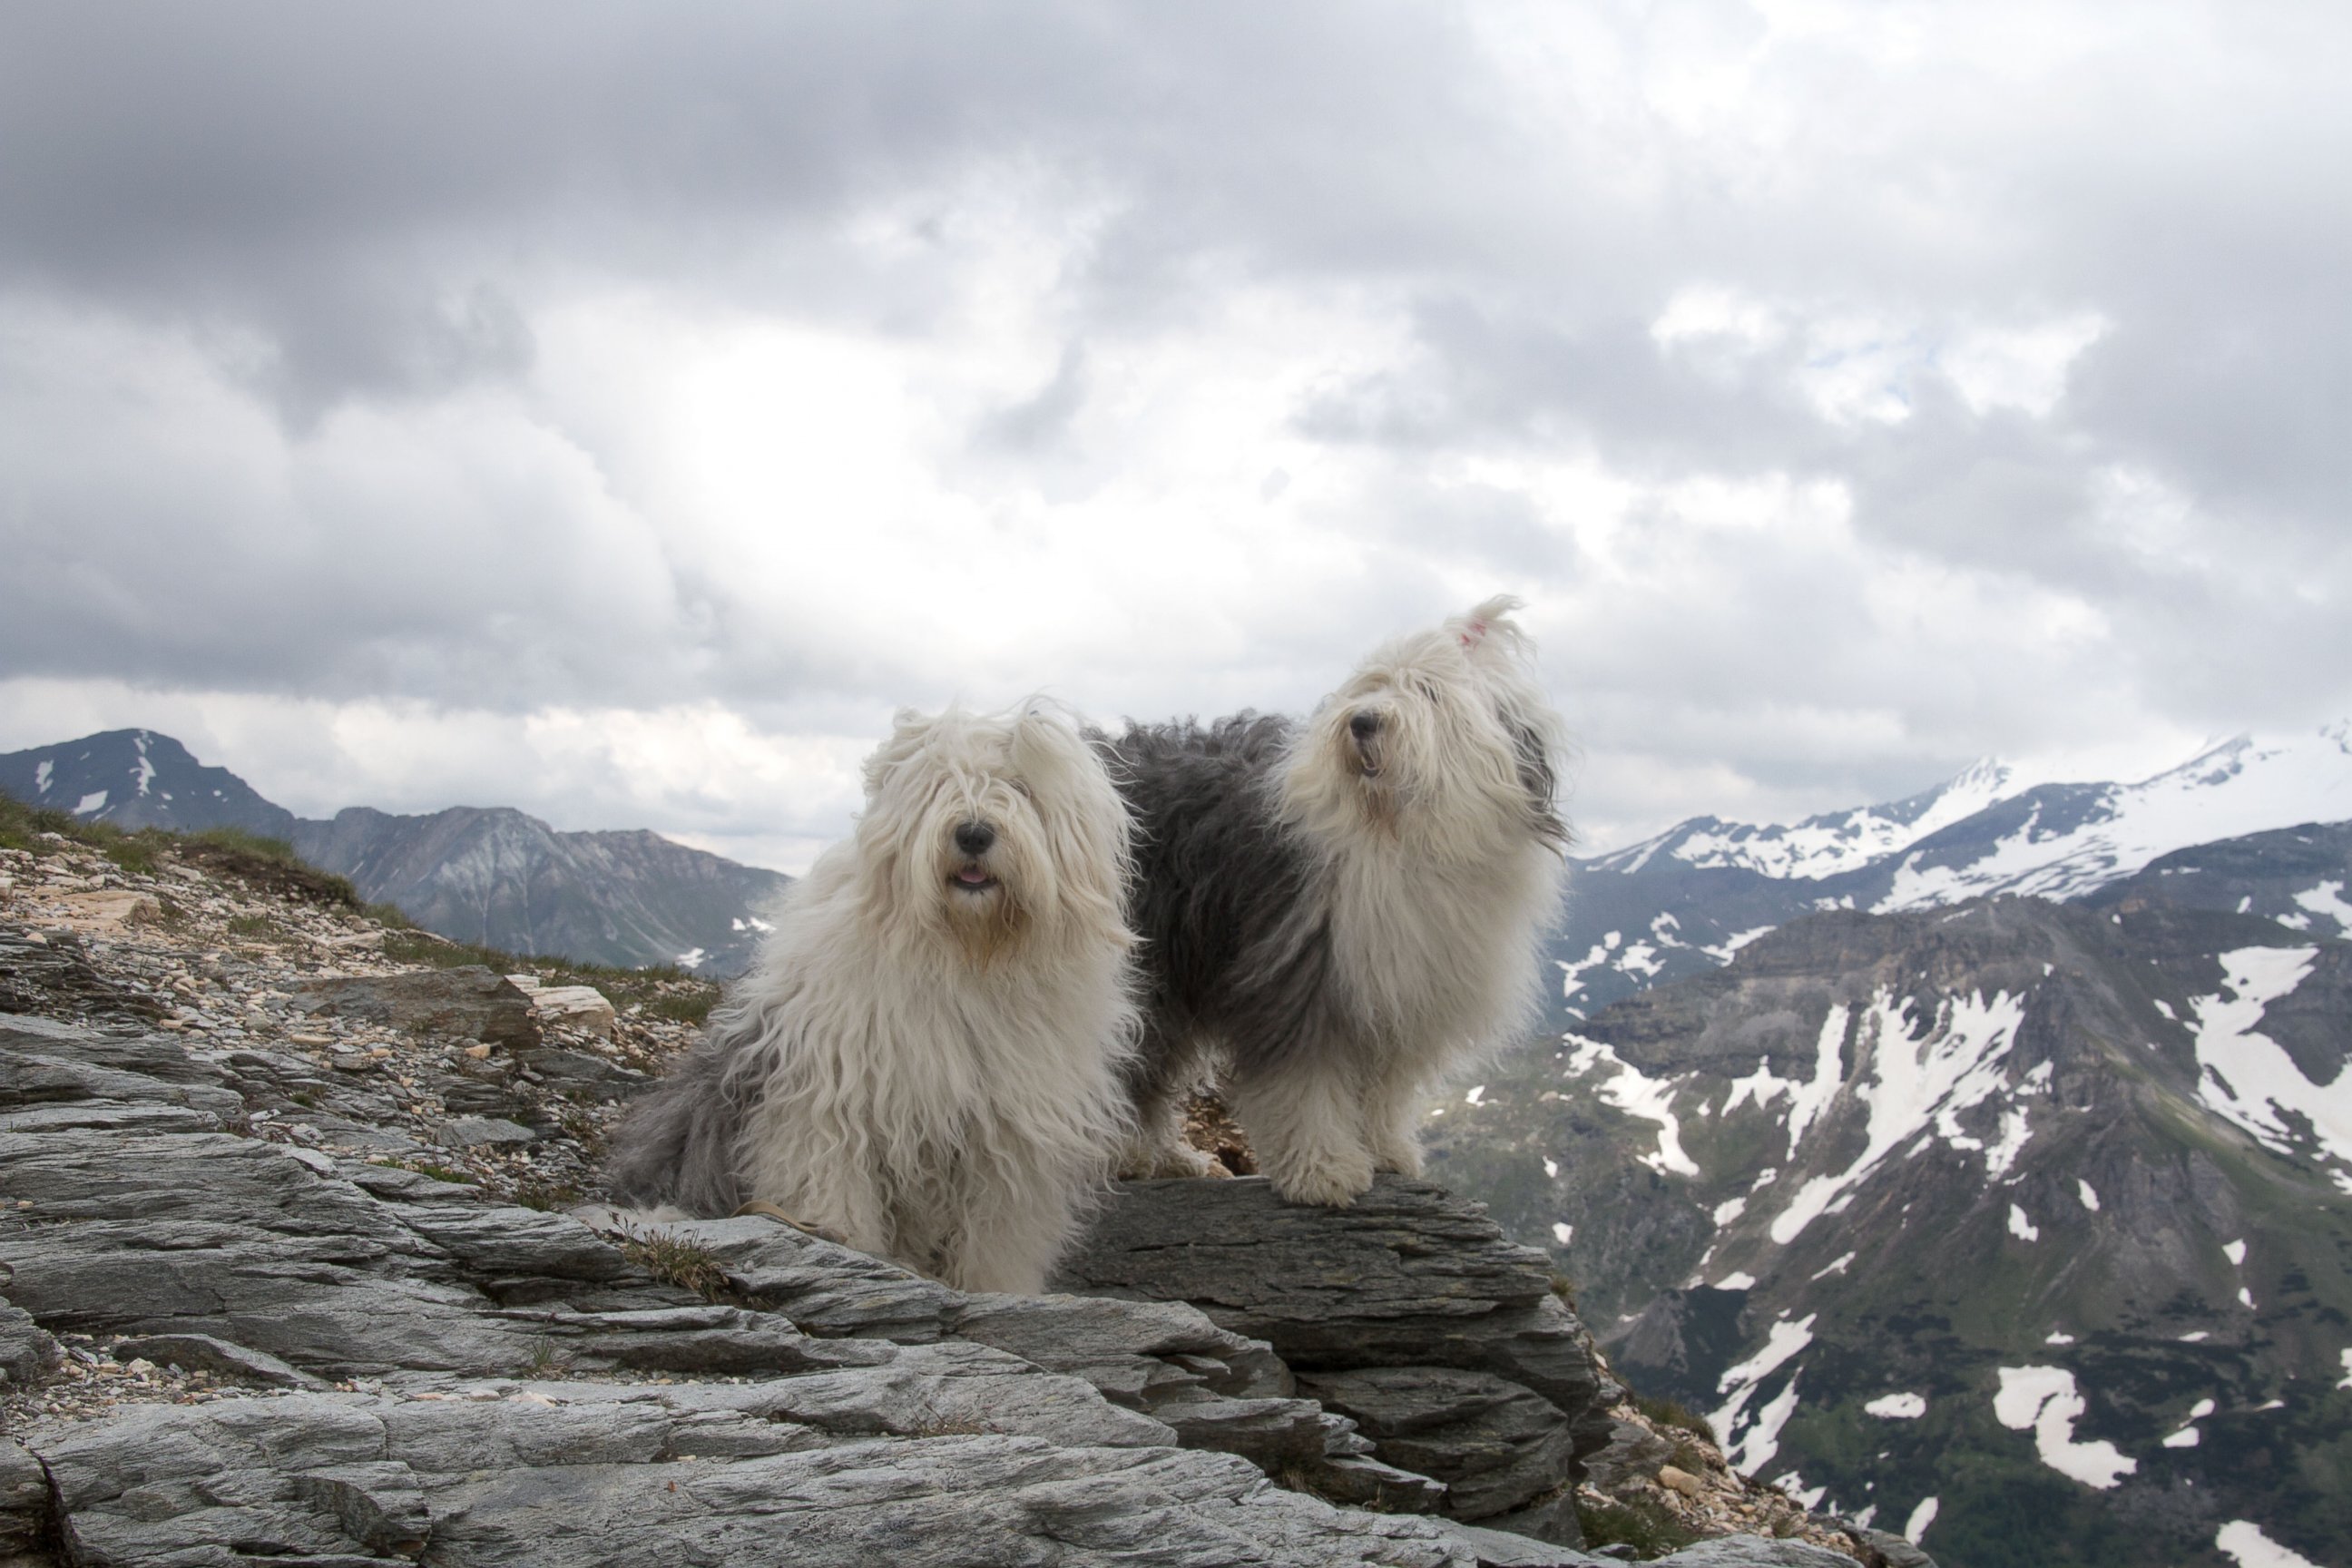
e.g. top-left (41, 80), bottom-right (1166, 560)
top-left (1102, 596), bottom-right (1570, 1206)
top-left (604, 702), bottom-right (1139, 1293)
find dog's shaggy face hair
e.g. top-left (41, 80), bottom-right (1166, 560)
top-left (603, 702), bottom-right (1139, 1294)
top-left (1283, 595), bottom-right (1570, 859)
top-left (1106, 596), bottom-right (1570, 1207)
top-left (852, 704), bottom-right (1126, 968)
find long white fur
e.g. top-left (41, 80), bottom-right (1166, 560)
top-left (722, 702), bottom-right (1138, 1292)
top-left (1252, 596), bottom-right (1570, 1204)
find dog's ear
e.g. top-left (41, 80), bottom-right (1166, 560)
top-left (1451, 594), bottom-right (1530, 665)
top-left (1009, 701), bottom-right (1087, 788)
top-left (860, 708), bottom-right (936, 799)
top-left (1503, 703), bottom-right (1571, 849)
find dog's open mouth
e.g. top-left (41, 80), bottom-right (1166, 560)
top-left (951, 864), bottom-right (1000, 893)
top-left (1351, 740), bottom-right (1383, 779)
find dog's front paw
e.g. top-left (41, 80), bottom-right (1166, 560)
top-left (1119, 1140), bottom-right (1227, 1181)
top-left (1370, 1139), bottom-right (1426, 1178)
top-left (1266, 1153), bottom-right (1376, 1208)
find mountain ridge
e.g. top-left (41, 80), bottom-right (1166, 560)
top-left (1551, 723), bottom-right (2352, 1024)
top-left (0, 729), bottom-right (789, 975)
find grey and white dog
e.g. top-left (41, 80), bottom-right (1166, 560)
top-left (1098, 596), bottom-right (1570, 1207)
top-left (603, 701), bottom-right (1140, 1294)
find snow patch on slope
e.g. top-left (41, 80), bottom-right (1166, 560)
top-left (2292, 880), bottom-right (2352, 935)
top-left (2189, 946), bottom-right (2352, 1168)
top-left (2217, 1520), bottom-right (2326, 1568)
top-left (1563, 1035), bottom-right (1699, 1176)
top-left (1710, 1315), bottom-right (1817, 1475)
top-left (1769, 989), bottom-right (2026, 1244)
top-left (1994, 1367), bottom-right (2138, 1489)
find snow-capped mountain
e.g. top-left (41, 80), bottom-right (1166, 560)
top-left (0, 729), bottom-right (298, 839)
top-left (1597, 757), bottom-right (2052, 883)
top-left (1553, 723), bottom-right (2352, 1023)
top-left (1430, 887), bottom-right (2352, 1568)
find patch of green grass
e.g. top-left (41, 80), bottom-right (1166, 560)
top-left (0, 793), bottom-right (96, 853)
top-left (1575, 1492), bottom-right (1703, 1560)
top-left (103, 838), bottom-right (162, 876)
top-left (175, 829), bottom-right (358, 907)
top-left (1635, 1394), bottom-right (1717, 1446)
top-left (513, 1175), bottom-right (583, 1212)
top-left (640, 989), bottom-right (718, 1026)
top-left (226, 913), bottom-right (279, 940)
top-left (1549, 1271), bottom-right (1580, 1310)
top-left (185, 826), bottom-right (293, 860)
top-left (615, 1227), bottom-right (732, 1301)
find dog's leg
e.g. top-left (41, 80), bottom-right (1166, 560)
top-left (944, 1166), bottom-right (1073, 1295)
top-left (1116, 1033), bottom-right (1227, 1180)
top-left (1362, 1055), bottom-right (1429, 1178)
top-left (1230, 1050), bottom-right (1377, 1207)
top-left (753, 1153), bottom-right (895, 1266)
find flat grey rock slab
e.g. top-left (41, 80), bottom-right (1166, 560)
top-left (629, 1212), bottom-right (965, 1341)
top-left (24, 1389), bottom-right (1488, 1566)
top-left (0, 1016), bottom-right (229, 1085)
top-left (436, 1113), bottom-right (539, 1147)
top-left (107, 1331), bottom-right (328, 1389)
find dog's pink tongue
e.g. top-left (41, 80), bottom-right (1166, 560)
top-left (958, 867), bottom-right (990, 883)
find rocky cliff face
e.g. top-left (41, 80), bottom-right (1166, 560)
top-left (1427, 895), bottom-right (2352, 1568)
top-left (0, 828), bottom-right (1898, 1566)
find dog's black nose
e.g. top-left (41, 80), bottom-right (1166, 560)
top-left (954, 821), bottom-right (996, 856)
top-left (1348, 710), bottom-right (1381, 740)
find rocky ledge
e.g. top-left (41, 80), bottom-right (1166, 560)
top-left (0, 832), bottom-right (1916, 1565)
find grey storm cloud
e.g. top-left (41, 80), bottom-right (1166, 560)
top-left (2, 0), bottom-right (2348, 856)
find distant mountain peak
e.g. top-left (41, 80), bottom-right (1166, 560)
top-left (0, 728), bottom-right (295, 839)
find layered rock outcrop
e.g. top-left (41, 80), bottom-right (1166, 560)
top-left (0, 830), bottom-right (1903, 1565)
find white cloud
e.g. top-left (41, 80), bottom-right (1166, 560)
top-left (2, 0), bottom-right (2346, 862)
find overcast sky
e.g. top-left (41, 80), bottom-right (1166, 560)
top-left (4, 1), bottom-right (2347, 871)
